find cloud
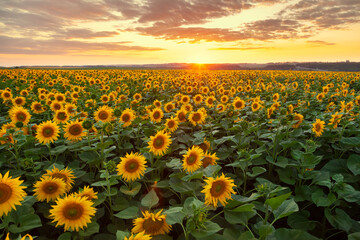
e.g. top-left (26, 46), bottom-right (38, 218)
top-left (209, 47), bottom-right (273, 50)
top-left (54, 29), bottom-right (120, 39)
top-left (306, 40), bottom-right (336, 45)
top-left (0, 35), bottom-right (165, 55)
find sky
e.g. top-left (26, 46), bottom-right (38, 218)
top-left (1, 0), bottom-right (360, 66)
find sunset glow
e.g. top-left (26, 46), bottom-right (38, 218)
top-left (1, 0), bottom-right (360, 66)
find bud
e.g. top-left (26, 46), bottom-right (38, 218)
top-left (103, 122), bottom-right (113, 135)
top-left (280, 108), bottom-right (287, 115)
top-left (105, 160), bottom-right (116, 172)
top-left (82, 120), bottom-right (93, 130)
top-left (113, 108), bottom-right (121, 117)
top-left (91, 93), bottom-right (97, 99)
top-left (15, 121), bottom-right (24, 128)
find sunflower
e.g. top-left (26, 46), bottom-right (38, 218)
top-left (50, 101), bottom-right (63, 112)
top-left (216, 103), bottom-right (226, 113)
top-left (0, 171), bottom-right (26, 217)
top-left (164, 116), bottom-right (179, 133)
top-left (64, 103), bottom-right (77, 116)
top-left (101, 94), bottom-right (109, 103)
top-left (220, 95), bottom-right (229, 104)
top-left (181, 95), bottom-right (190, 104)
top-left (182, 146), bottom-right (204, 173)
top-left (197, 139), bottom-right (210, 152)
top-left (94, 105), bottom-right (113, 123)
top-left (316, 93), bottom-right (325, 102)
top-left (44, 167), bottom-right (75, 192)
top-left (76, 186), bottom-right (98, 201)
top-left (267, 107), bottom-right (275, 119)
top-left (251, 101), bottom-right (261, 112)
top-left (49, 194), bottom-right (96, 232)
top-left (55, 93), bottom-right (66, 102)
top-left (31, 101), bottom-right (44, 114)
top-left (120, 108), bottom-right (136, 127)
top-left (201, 173), bottom-right (236, 207)
top-left (193, 94), bottom-right (203, 105)
top-left (232, 97), bottom-right (245, 110)
top-left (202, 152), bottom-right (219, 168)
top-left (117, 152), bottom-right (147, 182)
top-left (148, 130), bottom-right (172, 156)
top-left (205, 96), bottom-right (216, 108)
top-left (12, 96), bottom-right (26, 106)
top-left (153, 100), bottom-right (161, 108)
top-left (125, 231), bottom-right (152, 240)
top-left (0, 130), bottom-right (14, 145)
top-left (292, 113), bottom-right (304, 128)
top-left (36, 121), bottom-right (60, 144)
top-left (312, 119), bottom-right (325, 137)
top-left (149, 108), bottom-right (163, 123)
top-left (164, 102), bottom-right (175, 113)
top-left (9, 106), bottom-right (31, 125)
top-left (1, 90), bottom-right (12, 100)
top-left (33, 176), bottom-right (66, 202)
top-left (132, 209), bottom-right (171, 236)
top-left (175, 109), bottom-right (187, 123)
top-left (133, 93), bottom-right (142, 102)
top-left (188, 110), bottom-right (206, 126)
top-left (272, 93), bottom-right (280, 102)
top-left (64, 120), bottom-right (86, 141)
top-left (328, 112), bottom-right (342, 129)
top-left (53, 110), bottom-right (70, 124)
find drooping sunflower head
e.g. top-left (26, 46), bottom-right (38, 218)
top-left (165, 117), bottom-right (179, 133)
top-left (148, 130), bottom-right (172, 156)
top-left (120, 108), bottom-right (136, 127)
top-left (53, 110), bottom-right (69, 123)
top-left (149, 108), bottom-right (163, 123)
top-left (292, 113), bottom-right (304, 128)
top-left (76, 186), bottom-right (98, 201)
top-left (0, 171), bottom-right (27, 217)
top-left (94, 105), bottom-right (113, 123)
top-left (49, 194), bottom-right (96, 232)
top-left (201, 173), bottom-right (236, 207)
top-left (9, 106), bottom-right (31, 125)
top-left (45, 167), bottom-right (75, 192)
top-left (182, 146), bottom-right (204, 173)
top-left (33, 176), bottom-right (67, 202)
top-left (312, 119), bottom-right (325, 137)
top-left (202, 152), bottom-right (219, 168)
top-left (64, 120), bottom-right (86, 141)
top-left (35, 121), bottom-right (60, 144)
top-left (117, 152), bottom-right (147, 182)
top-left (132, 209), bottom-right (172, 236)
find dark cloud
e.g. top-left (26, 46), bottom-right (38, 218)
top-left (0, 35), bottom-right (164, 55)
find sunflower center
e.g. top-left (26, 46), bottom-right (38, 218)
top-left (15, 99), bottom-right (22, 104)
top-left (69, 124), bottom-right (82, 136)
top-left (166, 105), bottom-right (173, 111)
top-left (122, 114), bottom-right (130, 122)
top-left (235, 101), bottom-right (242, 108)
top-left (153, 111), bottom-right (160, 119)
top-left (67, 107), bottom-right (75, 113)
top-left (0, 183), bottom-right (12, 204)
top-left (196, 97), bottom-right (201, 101)
top-left (143, 218), bottom-right (164, 234)
top-left (315, 124), bottom-right (321, 131)
top-left (43, 182), bottom-right (59, 194)
top-left (208, 99), bottom-right (213, 104)
top-left (167, 121), bottom-right (175, 128)
top-left (154, 137), bottom-right (165, 149)
top-left (253, 103), bottom-right (258, 109)
top-left (99, 111), bottom-right (109, 120)
top-left (125, 160), bottom-right (139, 173)
top-left (63, 203), bottom-right (84, 220)
top-left (58, 112), bottom-right (67, 120)
top-left (202, 156), bottom-right (212, 168)
top-left (178, 112), bottom-right (186, 121)
top-left (43, 127), bottom-right (54, 137)
top-left (35, 104), bottom-right (42, 110)
top-left (187, 153), bottom-right (197, 165)
top-left (4, 93), bottom-right (10, 98)
top-left (16, 112), bottom-right (26, 121)
top-left (210, 181), bottom-right (226, 197)
top-left (54, 104), bottom-right (61, 110)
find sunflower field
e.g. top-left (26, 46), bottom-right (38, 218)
top-left (0, 69), bottom-right (360, 240)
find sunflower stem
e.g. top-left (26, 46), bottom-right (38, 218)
top-left (209, 209), bottom-right (224, 221)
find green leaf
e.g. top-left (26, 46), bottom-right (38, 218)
top-left (287, 210), bottom-right (317, 231)
top-left (120, 182), bottom-right (141, 197)
top-left (347, 154), bottom-right (360, 175)
top-left (141, 189), bottom-right (159, 209)
top-left (182, 172), bottom-right (203, 181)
top-left (114, 206), bottom-right (139, 219)
top-left (91, 178), bottom-right (118, 187)
top-left (50, 145), bottom-right (68, 155)
top-left (348, 232), bottom-right (360, 240)
top-left (8, 214), bottom-right (42, 233)
top-left (265, 192), bottom-right (291, 211)
top-left (325, 208), bottom-right (353, 233)
top-left (231, 203), bottom-right (255, 212)
top-left (238, 231), bottom-right (257, 240)
top-left (191, 221), bottom-right (222, 238)
top-left (116, 230), bottom-right (130, 240)
top-left (58, 232), bottom-right (72, 240)
top-left (79, 151), bottom-right (100, 164)
top-left (247, 166), bottom-right (266, 177)
top-left (273, 199), bottom-right (299, 221)
top-left (340, 137), bottom-right (360, 147)
top-left (163, 207), bottom-right (185, 225)
top-left (274, 228), bottom-right (321, 240)
top-left (224, 208), bottom-right (256, 225)
top-left (79, 222), bottom-right (99, 237)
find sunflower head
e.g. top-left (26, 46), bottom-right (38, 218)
top-left (201, 173), bottom-right (236, 207)
top-left (64, 120), bottom-right (86, 141)
top-left (149, 108), bottom-right (163, 123)
top-left (33, 176), bottom-right (67, 202)
top-left (125, 231), bottom-right (152, 240)
top-left (36, 121), bottom-right (60, 144)
top-left (117, 152), bottom-right (147, 182)
top-left (148, 130), bottom-right (172, 156)
top-left (182, 146), bottom-right (204, 173)
top-left (9, 106), bottom-right (31, 125)
top-left (0, 171), bottom-right (27, 217)
top-left (76, 186), bottom-right (98, 201)
top-left (312, 118), bottom-right (325, 137)
top-left (132, 209), bottom-right (172, 236)
top-left (49, 195), bottom-right (96, 232)
top-left (94, 105), bottom-right (113, 123)
top-left (45, 167), bottom-right (75, 192)
top-left (120, 108), bottom-right (136, 127)
top-left (165, 117), bottom-right (179, 133)
top-left (188, 110), bottom-right (206, 126)
top-left (202, 152), bottom-right (219, 168)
